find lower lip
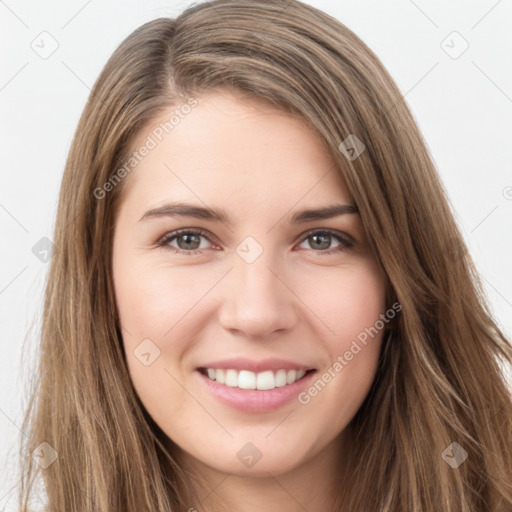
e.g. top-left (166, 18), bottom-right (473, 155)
top-left (196, 369), bottom-right (317, 413)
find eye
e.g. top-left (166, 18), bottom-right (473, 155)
top-left (156, 228), bottom-right (354, 256)
top-left (156, 228), bottom-right (214, 255)
top-left (297, 229), bottom-right (354, 255)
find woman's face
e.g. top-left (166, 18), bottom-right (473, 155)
top-left (112, 89), bottom-right (388, 478)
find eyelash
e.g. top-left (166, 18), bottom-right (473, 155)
top-left (156, 228), bottom-right (354, 256)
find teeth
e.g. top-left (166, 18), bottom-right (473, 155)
top-left (238, 370), bottom-right (256, 389)
top-left (225, 369), bottom-right (238, 387)
top-left (204, 368), bottom-right (308, 390)
top-left (257, 370), bottom-right (275, 390)
top-left (216, 369), bottom-right (225, 384)
top-left (286, 369), bottom-right (297, 385)
top-left (275, 369), bottom-right (287, 387)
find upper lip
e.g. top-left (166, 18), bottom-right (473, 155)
top-left (198, 358), bottom-right (315, 373)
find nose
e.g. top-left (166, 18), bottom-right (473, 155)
top-left (217, 250), bottom-right (299, 340)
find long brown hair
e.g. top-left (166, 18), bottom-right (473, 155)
top-left (19, 0), bottom-right (512, 510)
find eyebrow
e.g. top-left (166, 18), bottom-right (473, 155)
top-left (139, 202), bottom-right (358, 224)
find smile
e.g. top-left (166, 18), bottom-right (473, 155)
top-left (200, 368), bottom-right (311, 390)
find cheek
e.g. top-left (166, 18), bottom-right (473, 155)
top-left (112, 259), bottom-right (204, 418)
top-left (112, 255), bottom-right (226, 394)
top-left (114, 257), bottom-right (214, 340)
top-left (303, 258), bottom-right (388, 344)
top-left (296, 261), bottom-right (387, 415)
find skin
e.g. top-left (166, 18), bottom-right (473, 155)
top-left (112, 89), bottom-right (388, 512)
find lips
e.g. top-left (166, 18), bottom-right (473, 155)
top-left (196, 364), bottom-right (318, 413)
top-left (197, 357), bottom-right (314, 373)
top-left (196, 357), bottom-right (316, 395)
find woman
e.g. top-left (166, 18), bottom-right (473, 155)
top-left (19, 0), bottom-right (512, 510)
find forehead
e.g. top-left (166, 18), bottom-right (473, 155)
top-left (117, 90), bottom-right (352, 216)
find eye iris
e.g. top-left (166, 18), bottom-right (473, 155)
top-left (178, 233), bottom-right (201, 250)
top-left (310, 233), bottom-right (331, 250)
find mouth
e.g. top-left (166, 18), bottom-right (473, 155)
top-left (195, 358), bottom-right (318, 412)
top-left (198, 367), bottom-right (316, 391)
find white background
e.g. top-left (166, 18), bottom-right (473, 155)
top-left (1, 0), bottom-right (511, 509)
